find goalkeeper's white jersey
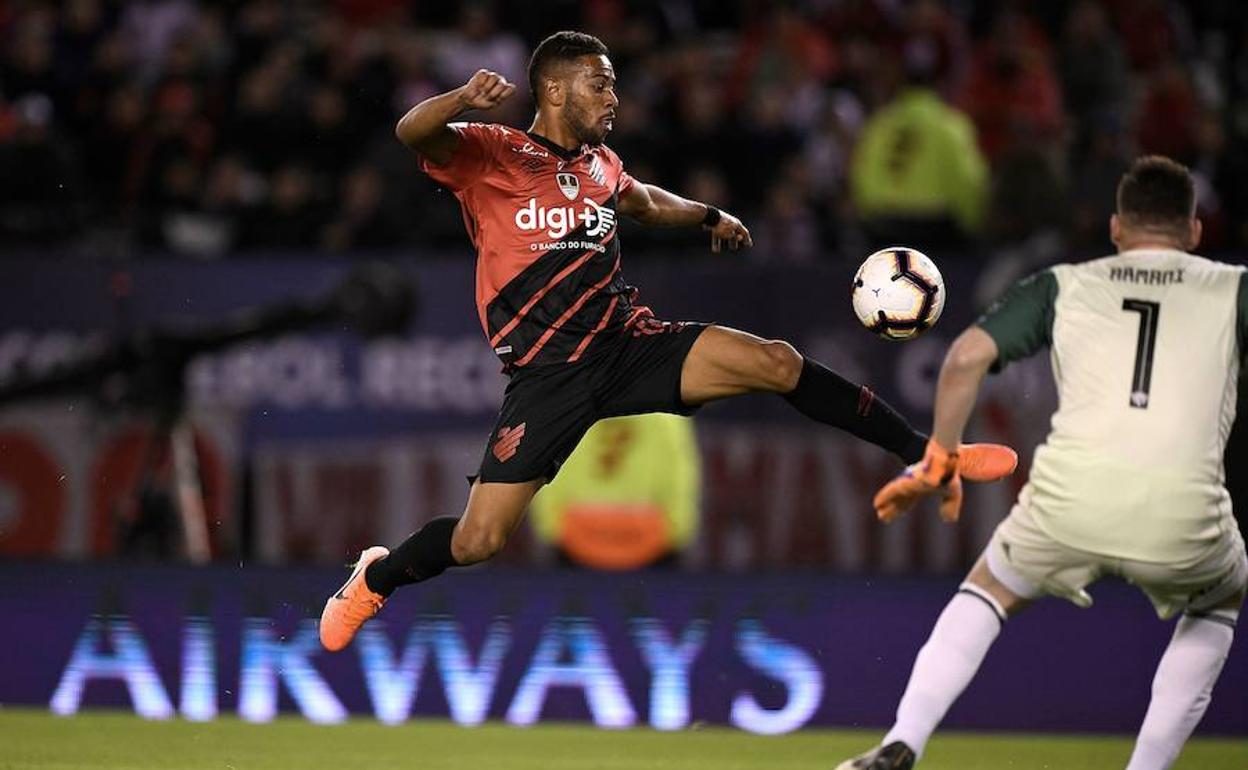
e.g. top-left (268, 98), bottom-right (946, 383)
top-left (979, 249), bottom-right (1245, 566)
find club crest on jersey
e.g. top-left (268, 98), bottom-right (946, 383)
top-left (556, 172), bottom-right (580, 200)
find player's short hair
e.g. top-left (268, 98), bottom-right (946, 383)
top-left (1116, 155), bottom-right (1196, 230)
top-left (528, 31), bottom-right (609, 104)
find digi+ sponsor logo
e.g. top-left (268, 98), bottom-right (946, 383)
top-left (514, 196), bottom-right (616, 240)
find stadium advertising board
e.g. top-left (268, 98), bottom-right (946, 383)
top-left (3, 562), bottom-right (1245, 734)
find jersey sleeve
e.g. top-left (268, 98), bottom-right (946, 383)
top-left (603, 145), bottom-right (636, 197)
top-left (418, 122), bottom-right (502, 191)
top-left (617, 169), bottom-right (636, 198)
top-left (976, 268), bottom-right (1058, 372)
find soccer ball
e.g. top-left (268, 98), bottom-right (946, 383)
top-left (851, 247), bottom-right (945, 341)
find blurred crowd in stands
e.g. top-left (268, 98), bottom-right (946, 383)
top-left (2, 0), bottom-right (1247, 267)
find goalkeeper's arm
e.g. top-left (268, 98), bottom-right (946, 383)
top-left (930, 326), bottom-right (999, 450)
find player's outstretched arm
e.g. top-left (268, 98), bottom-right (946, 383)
top-left (930, 326), bottom-right (998, 450)
top-left (395, 69), bottom-right (516, 165)
top-left (618, 182), bottom-right (752, 253)
top-left (873, 326), bottom-right (1000, 523)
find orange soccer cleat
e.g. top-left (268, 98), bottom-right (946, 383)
top-left (956, 442), bottom-right (1018, 482)
top-left (874, 439), bottom-right (1018, 524)
top-left (319, 546), bottom-right (390, 652)
top-left (875, 439), bottom-right (964, 523)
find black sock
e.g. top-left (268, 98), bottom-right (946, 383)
top-left (365, 516), bottom-right (460, 597)
top-left (782, 356), bottom-right (927, 463)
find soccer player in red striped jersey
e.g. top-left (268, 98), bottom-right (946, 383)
top-left (319, 31), bottom-right (1018, 652)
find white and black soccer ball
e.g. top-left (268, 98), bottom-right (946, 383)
top-left (851, 247), bottom-right (945, 341)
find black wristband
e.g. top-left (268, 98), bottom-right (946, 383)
top-left (701, 204), bottom-right (722, 227)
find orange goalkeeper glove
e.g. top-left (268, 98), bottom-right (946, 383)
top-left (874, 439), bottom-right (965, 523)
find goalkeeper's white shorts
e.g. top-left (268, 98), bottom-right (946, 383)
top-left (985, 502), bottom-right (1247, 619)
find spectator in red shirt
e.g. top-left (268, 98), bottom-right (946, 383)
top-left (1106, 0), bottom-right (1192, 73)
top-left (1136, 57), bottom-right (1200, 163)
top-left (727, 4), bottom-right (837, 111)
top-left (957, 7), bottom-right (1064, 162)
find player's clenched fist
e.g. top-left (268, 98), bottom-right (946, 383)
top-left (459, 69), bottom-right (516, 111)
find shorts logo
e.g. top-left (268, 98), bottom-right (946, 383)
top-left (556, 172), bottom-right (580, 200)
top-left (493, 423), bottom-right (526, 463)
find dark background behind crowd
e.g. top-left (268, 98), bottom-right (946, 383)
top-left (3, 0), bottom-right (1248, 574)
top-left (2, 0), bottom-right (1247, 268)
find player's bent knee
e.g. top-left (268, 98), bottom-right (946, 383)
top-left (451, 523), bottom-right (508, 565)
top-left (967, 556), bottom-right (1030, 616)
top-left (759, 340), bottom-right (803, 391)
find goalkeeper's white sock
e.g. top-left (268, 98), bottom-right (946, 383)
top-left (883, 584), bottom-right (1005, 758)
top-left (1126, 610), bottom-right (1237, 770)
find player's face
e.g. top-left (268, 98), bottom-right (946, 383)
top-left (564, 55), bottom-right (618, 146)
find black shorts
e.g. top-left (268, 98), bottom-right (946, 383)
top-left (474, 320), bottom-right (709, 484)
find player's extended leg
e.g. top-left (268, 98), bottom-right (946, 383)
top-left (1125, 588), bottom-right (1243, 770)
top-left (680, 325), bottom-right (927, 456)
top-left (836, 557), bottom-right (1033, 769)
top-left (319, 479), bottom-right (542, 652)
top-left (679, 325), bottom-right (1015, 479)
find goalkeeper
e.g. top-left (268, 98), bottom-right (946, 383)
top-left (839, 156), bottom-right (1247, 770)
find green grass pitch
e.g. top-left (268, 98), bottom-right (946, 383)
top-left (0, 709), bottom-right (1244, 769)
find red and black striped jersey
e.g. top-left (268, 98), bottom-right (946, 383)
top-left (420, 122), bottom-right (652, 370)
